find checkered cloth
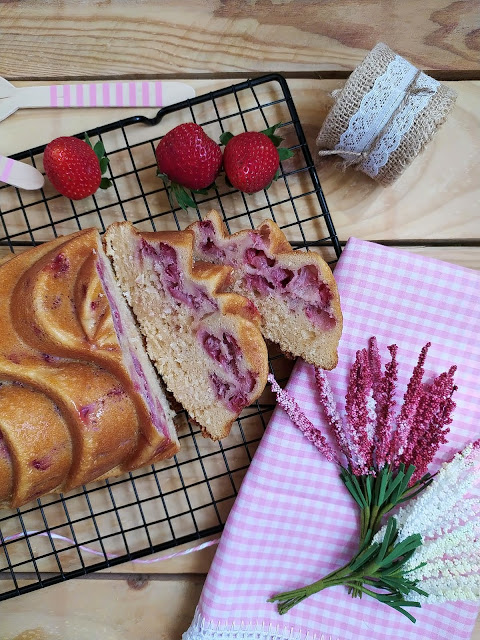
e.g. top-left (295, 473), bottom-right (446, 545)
top-left (183, 237), bottom-right (480, 640)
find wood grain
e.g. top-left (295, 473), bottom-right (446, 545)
top-left (1, 79), bottom-right (478, 243)
top-left (0, 570), bottom-right (479, 640)
top-left (0, 1), bottom-right (479, 79)
top-left (392, 245), bottom-right (480, 270)
top-left (1, 574), bottom-right (204, 640)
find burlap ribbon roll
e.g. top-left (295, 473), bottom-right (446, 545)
top-left (316, 43), bottom-right (457, 185)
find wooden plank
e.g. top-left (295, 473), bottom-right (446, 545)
top-left (1, 1), bottom-right (480, 79)
top-left (0, 575), bottom-right (204, 640)
top-left (0, 74), bottom-right (478, 577)
top-left (0, 574), bottom-right (478, 640)
top-left (315, 84), bottom-right (480, 242)
top-left (0, 79), bottom-right (478, 243)
top-left (0, 534), bottom-right (218, 578)
top-left (0, 70), bottom-right (479, 636)
top-left (97, 535), bottom-right (219, 575)
top-left (389, 245), bottom-right (480, 270)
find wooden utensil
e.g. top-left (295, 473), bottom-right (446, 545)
top-left (0, 154), bottom-right (45, 190)
top-left (0, 78), bottom-right (195, 122)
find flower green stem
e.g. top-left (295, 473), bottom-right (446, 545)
top-left (352, 502), bottom-right (396, 597)
top-left (269, 518), bottom-right (423, 622)
top-left (269, 562), bottom-right (354, 614)
top-left (369, 505), bottom-right (380, 533)
top-left (360, 505), bottom-right (370, 543)
top-left (269, 559), bottom-right (417, 619)
top-left (359, 502), bottom-right (394, 550)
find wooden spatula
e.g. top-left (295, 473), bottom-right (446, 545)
top-left (0, 78), bottom-right (195, 122)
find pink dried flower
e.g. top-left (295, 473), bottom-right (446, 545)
top-left (388, 343), bottom-right (431, 465)
top-left (268, 338), bottom-right (459, 570)
top-left (344, 348), bottom-right (374, 474)
top-left (401, 366), bottom-right (457, 483)
top-left (368, 336), bottom-right (383, 384)
top-left (314, 367), bottom-right (351, 461)
top-left (269, 338), bottom-right (457, 484)
top-left (371, 340), bottom-right (399, 469)
top-left (267, 374), bottom-right (340, 465)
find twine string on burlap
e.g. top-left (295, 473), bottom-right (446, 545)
top-left (319, 70), bottom-right (436, 167)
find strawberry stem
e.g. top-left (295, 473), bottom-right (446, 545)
top-left (156, 170), bottom-right (199, 211)
top-left (219, 131), bottom-right (234, 146)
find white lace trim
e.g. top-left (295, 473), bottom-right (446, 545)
top-left (335, 54), bottom-right (439, 177)
top-left (182, 610), bottom-right (340, 640)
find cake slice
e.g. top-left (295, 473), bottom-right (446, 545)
top-left (103, 222), bottom-right (269, 440)
top-left (188, 210), bottom-right (343, 370)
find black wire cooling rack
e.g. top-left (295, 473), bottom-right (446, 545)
top-left (0, 73), bottom-right (341, 601)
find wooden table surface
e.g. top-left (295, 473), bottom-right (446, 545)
top-left (0, 1), bottom-right (479, 638)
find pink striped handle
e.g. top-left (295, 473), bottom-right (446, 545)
top-left (0, 156), bottom-right (14, 184)
top-left (21, 81), bottom-right (194, 109)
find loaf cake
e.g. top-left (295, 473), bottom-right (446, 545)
top-left (0, 228), bottom-right (178, 508)
top-left (188, 210), bottom-right (343, 369)
top-left (103, 222), bottom-right (269, 440)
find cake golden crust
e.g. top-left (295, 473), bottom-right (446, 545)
top-left (0, 228), bottom-right (179, 508)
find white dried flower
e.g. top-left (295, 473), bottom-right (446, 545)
top-left (380, 441), bottom-right (480, 604)
top-left (395, 443), bottom-right (479, 541)
top-left (413, 574), bottom-right (480, 604)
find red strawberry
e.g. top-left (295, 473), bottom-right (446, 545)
top-left (155, 123), bottom-right (222, 210)
top-left (44, 135), bottom-right (111, 201)
top-left (221, 124), bottom-right (294, 194)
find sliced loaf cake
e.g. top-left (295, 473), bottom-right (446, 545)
top-left (104, 222), bottom-right (269, 440)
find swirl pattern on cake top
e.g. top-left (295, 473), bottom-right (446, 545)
top-left (0, 228), bottom-right (178, 508)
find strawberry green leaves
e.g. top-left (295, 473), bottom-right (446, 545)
top-left (219, 131), bottom-right (234, 146)
top-left (156, 170), bottom-right (197, 211)
top-left (156, 170), bottom-right (216, 212)
top-left (259, 124), bottom-right (284, 147)
top-left (84, 133), bottom-right (112, 190)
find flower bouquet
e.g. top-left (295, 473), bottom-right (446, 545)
top-left (268, 338), bottom-right (478, 623)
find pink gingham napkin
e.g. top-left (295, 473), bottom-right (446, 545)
top-left (183, 237), bottom-right (480, 640)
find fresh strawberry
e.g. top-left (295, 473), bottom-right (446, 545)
top-left (220, 124), bottom-right (294, 194)
top-left (44, 134), bottom-right (111, 201)
top-left (155, 123), bottom-right (223, 210)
